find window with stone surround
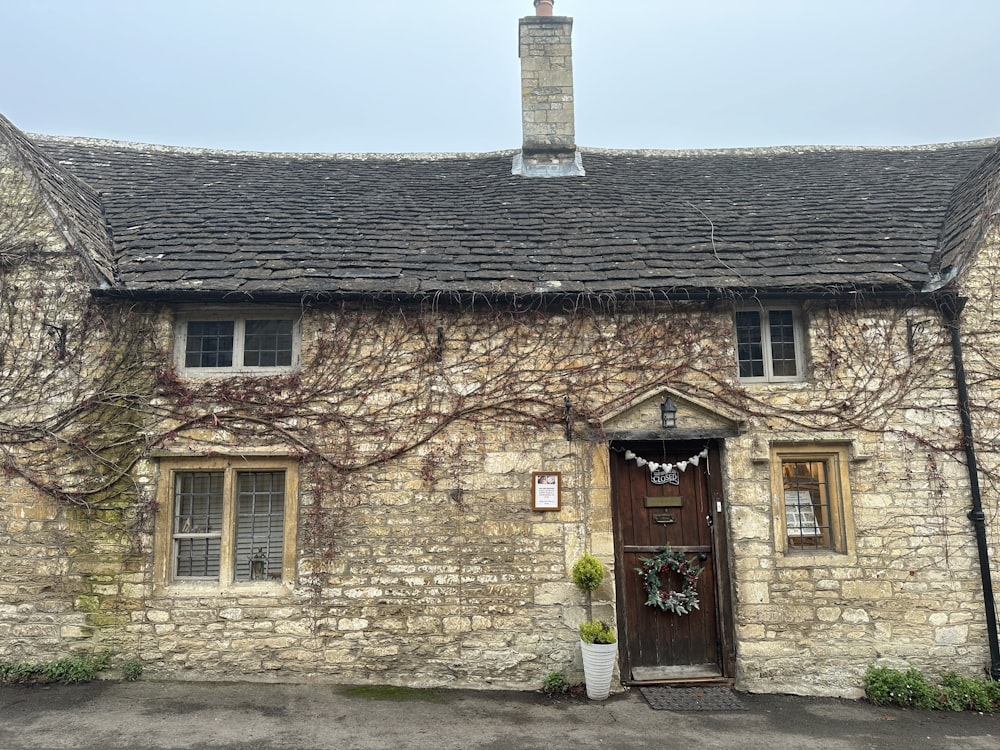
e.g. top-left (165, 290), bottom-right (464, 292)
top-left (154, 456), bottom-right (298, 588)
top-left (770, 444), bottom-right (854, 555)
top-left (735, 305), bottom-right (805, 382)
top-left (174, 308), bottom-right (301, 376)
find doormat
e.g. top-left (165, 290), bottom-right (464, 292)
top-left (639, 686), bottom-right (747, 711)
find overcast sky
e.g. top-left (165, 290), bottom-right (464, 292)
top-left (4, 0), bottom-right (999, 153)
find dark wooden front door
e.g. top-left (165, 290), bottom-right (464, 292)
top-left (611, 440), bottom-right (732, 681)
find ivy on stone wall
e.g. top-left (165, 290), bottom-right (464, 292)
top-left (2, 159), bottom-right (998, 619)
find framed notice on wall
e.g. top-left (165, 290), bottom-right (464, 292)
top-left (531, 472), bottom-right (562, 512)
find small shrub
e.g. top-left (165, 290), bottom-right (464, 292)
top-left (986, 678), bottom-right (1000, 708)
top-left (0, 661), bottom-right (38, 683)
top-left (121, 658), bottom-right (143, 682)
top-left (541, 671), bottom-right (569, 697)
top-left (0, 652), bottom-right (111, 685)
top-left (939, 672), bottom-right (994, 712)
top-left (578, 620), bottom-right (616, 644)
top-left (571, 553), bottom-right (604, 593)
top-left (864, 666), bottom-right (935, 709)
top-left (865, 666), bottom-right (999, 712)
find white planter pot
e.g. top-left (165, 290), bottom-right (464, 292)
top-left (580, 640), bottom-right (617, 700)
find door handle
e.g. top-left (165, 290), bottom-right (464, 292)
top-left (699, 552), bottom-right (709, 562)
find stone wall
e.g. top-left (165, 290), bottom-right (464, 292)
top-left (721, 302), bottom-right (990, 696)
top-left (126, 435), bottom-right (607, 688)
top-left (1, 243), bottom-right (997, 694)
top-left (0, 159), bottom-right (136, 664)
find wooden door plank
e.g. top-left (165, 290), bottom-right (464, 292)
top-left (612, 440), bottom-right (725, 676)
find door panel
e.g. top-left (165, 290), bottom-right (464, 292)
top-left (612, 441), bottom-right (723, 679)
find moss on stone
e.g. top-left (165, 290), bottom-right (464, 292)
top-left (74, 595), bottom-right (100, 613)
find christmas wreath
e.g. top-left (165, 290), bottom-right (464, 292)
top-left (637, 545), bottom-right (703, 615)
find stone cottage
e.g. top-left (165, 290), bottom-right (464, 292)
top-left (1, 2), bottom-right (998, 697)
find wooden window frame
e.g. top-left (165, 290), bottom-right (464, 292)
top-left (154, 456), bottom-right (298, 592)
top-left (735, 304), bottom-right (806, 383)
top-left (770, 444), bottom-right (855, 558)
top-left (173, 307), bottom-right (302, 377)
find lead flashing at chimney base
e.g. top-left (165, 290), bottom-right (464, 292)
top-left (511, 151), bottom-right (585, 178)
top-left (513, 12), bottom-right (585, 177)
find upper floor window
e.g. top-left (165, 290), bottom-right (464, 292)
top-left (175, 310), bottom-right (301, 375)
top-left (735, 305), bottom-right (804, 382)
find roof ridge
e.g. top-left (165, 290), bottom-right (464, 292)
top-left (29, 133), bottom-right (520, 162)
top-left (581, 139), bottom-right (1000, 158)
top-left (31, 131), bottom-right (1000, 161)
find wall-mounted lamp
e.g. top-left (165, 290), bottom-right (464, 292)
top-left (660, 398), bottom-right (677, 429)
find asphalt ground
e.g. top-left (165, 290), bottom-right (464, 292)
top-left (1, 681), bottom-right (998, 750)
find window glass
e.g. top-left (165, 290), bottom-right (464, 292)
top-left (782, 460), bottom-right (832, 550)
top-left (735, 310), bottom-right (765, 378)
top-left (234, 471), bottom-right (286, 581)
top-left (243, 320), bottom-right (294, 368)
top-left (179, 315), bottom-right (298, 373)
top-left (768, 310), bottom-right (798, 377)
top-left (173, 471), bottom-right (225, 578)
top-left (158, 459), bottom-right (297, 588)
top-left (185, 321), bottom-right (235, 368)
top-left (772, 446), bottom-right (854, 558)
top-left (735, 306), bottom-right (802, 381)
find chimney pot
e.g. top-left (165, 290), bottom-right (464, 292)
top-left (534, 0), bottom-right (554, 16)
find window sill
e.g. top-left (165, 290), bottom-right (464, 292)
top-left (775, 551), bottom-right (856, 568)
top-left (175, 367), bottom-right (300, 379)
top-left (153, 580), bottom-right (294, 598)
top-left (737, 378), bottom-right (808, 386)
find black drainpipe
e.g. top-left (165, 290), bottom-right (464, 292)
top-left (940, 293), bottom-right (1000, 680)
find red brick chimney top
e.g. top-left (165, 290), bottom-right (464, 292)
top-left (534, 0), bottom-right (554, 16)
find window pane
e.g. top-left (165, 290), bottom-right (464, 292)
top-left (783, 460), bottom-right (832, 550)
top-left (185, 321), bottom-right (234, 368)
top-left (769, 310), bottom-right (798, 377)
top-left (173, 471), bottom-right (224, 578)
top-left (175, 537), bottom-right (222, 578)
top-left (234, 471), bottom-right (285, 581)
top-left (243, 320), bottom-right (293, 367)
top-left (735, 310), bottom-right (765, 378)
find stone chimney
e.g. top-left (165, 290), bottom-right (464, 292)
top-left (513, 0), bottom-right (585, 177)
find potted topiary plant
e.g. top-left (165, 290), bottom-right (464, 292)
top-left (578, 619), bottom-right (617, 700)
top-left (572, 552), bottom-right (605, 595)
top-left (572, 553), bottom-right (617, 700)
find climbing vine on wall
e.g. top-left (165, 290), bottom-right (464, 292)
top-left (2, 158), bottom-right (998, 581)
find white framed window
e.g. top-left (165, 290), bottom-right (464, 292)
top-left (154, 456), bottom-right (298, 588)
top-left (174, 309), bottom-right (301, 375)
top-left (735, 305), bottom-right (805, 382)
top-left (770, 445), bottom-right (854, 555)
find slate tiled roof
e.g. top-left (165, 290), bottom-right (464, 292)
top-left (0, 115), bottom-right (115, 286)
top-left (932, 141), bottom-right (1000, 284)
top-left (29, 132), bottom-right (998, 301)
